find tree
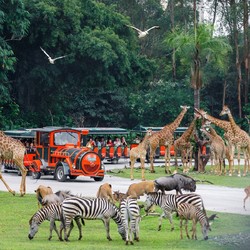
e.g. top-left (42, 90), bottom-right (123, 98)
top-left (165, 23), bottom-right (231, 109)
top-left (0, 0), bottom-right (29, 129)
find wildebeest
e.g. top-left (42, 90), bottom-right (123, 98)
top-left (42, 190), bottom-right (72, 206)
top-left (154, 173), bottom-right (196, 195)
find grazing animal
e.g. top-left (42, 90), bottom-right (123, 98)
top-left (113, 190), bottom-right (127, 202)
top-left (61, 197), bottom-right (126, 241)
top-left (28, 203), bottom-right (83, 241)
top-left (154, 173), bottom-right (196, 195)
top-left (144, 192), bottom-right (205, 231)
top-left (0, 131), bottom-right (27, 196)
top-left (126, 181), bottom-right (155, 199)
top-left (96, 183), bottom-right (115, 203)
top-left (178, 203), bottom-right (210, 240)
top-left (40, 47), bottom-right (68, 64)
top-left (126, 25), bottom-right (160, 38)
top-left (42, 190), bottom-right (72, 206)
top-left (129, 129), bottom-right (152, 180)
top-left (35, 185), bottom-right (53, 207)
top-left (243, 186), bottom-right (250, 210)
top-left (120, 197), bottom-right (141, 245)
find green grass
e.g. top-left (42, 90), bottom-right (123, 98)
top-left (1, 191), bottom-right (250, 250)
top-left (108, 164), bottom-right (250, 188)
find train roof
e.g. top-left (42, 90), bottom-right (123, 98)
top-left (132, 125), bottom-right (188, 133)
top-left (4, 129), bottom-right (36, 138)
top-left (31, 126), bottom-right (89, 133)
top-left (77, 127), bottom-right (129, 135)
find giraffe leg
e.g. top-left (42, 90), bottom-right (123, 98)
top-left (164, 146), bottom-right (171, 174)
top-left (18, 163), bottom-right (27, 196)
top-left (237, 146), bottom-right (241, 177)
top-left (0, 173), bottom-right (16, 195)
top-left (140, 157), bottom-right (145, 181)
top-left (149, 147), bottom-right (156, 173)
top-left (130, 158), bottom-right (135, 180)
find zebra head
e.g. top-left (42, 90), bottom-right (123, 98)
top-left (111, 205), bottom-right (126, 240)
top-left (144, 192), bottom-right (157, 213)
top-left (28, 216), bottom-right (39, 240)
top-left (201, 218), bottom-right (211, 240)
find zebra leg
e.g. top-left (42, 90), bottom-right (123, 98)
top-left (184, 219), bottom-right (190, 239)
top-left (74, 217), bottom-right (83, 240)
top-left (179, 218), bottom-right (183, 239)
top-left (191, 220), bottom-right (197, 240)
top-left (129, 221), bottom-right (133, 245)
top-left (49, 219), bottom-right (59, 241)
top-left (133, 217), bottom-right (140, 242)
top-left (102, 218), bottom-right (112, 241)
top-left (66, 221), bottom-right (75, 239)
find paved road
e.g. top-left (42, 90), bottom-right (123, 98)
top-left (1, 159), bottom-right (249, 216)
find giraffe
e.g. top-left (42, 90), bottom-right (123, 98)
top-left (130, 129), bottom-right (152, 181)
top-left (0, 131), bottom-right (27, 196)
top-left (194, 108), bottom-right (235, 176)
top-left (200, 126), bottom-right (226, 175)
top-left (219, 105), bottom-right (250, 176)
top-left (148, 105), bottom-right (190, 174)
top-left (174, 115), bottom-right (198, 173)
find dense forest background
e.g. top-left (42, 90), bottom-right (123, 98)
top-left (0, 0), bottom-right (249, 131)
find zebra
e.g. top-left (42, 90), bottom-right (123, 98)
top-left (120, 197), bottom-right (141, 245)
top-left (144, 192), bottom-right (205, 231)
top-left (28, 203), bottom-right (84, 241)
top-left (61, 196), bottom-right (126, 241)
top-left (178, 203), bottom-right (211, 240)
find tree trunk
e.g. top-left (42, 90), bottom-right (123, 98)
top-left (243, 0), bottom-right (249, 106)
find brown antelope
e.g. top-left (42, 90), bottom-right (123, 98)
top-left (243, 186), bottom-right (250, 210)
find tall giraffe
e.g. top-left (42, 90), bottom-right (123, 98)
top-left (0, 131), bottom-right (27, 196)
top-left (195, 108), bottom-right (235, 176)
top-left (200, 126), bottom-right (226, 175)
top-left (174, 115), bottom-right (198, 173)
top-left (220, 105), bottom-right (250, 176)
top-left (129, 129), bottom-right (152, 181)
top-left (148, 105), bottom-right (190, 174)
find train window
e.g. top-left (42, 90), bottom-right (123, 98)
top-left (54, 131), bottom-right (78, 145)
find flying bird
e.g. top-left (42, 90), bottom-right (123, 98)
top-left (40, 47), bottom-right (68, 64)
top-left (126, 25), bottom-right (160, 38)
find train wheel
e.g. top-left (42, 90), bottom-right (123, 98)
top-left (32, 172), bottom-right (41, 179)
top-left (69, 175), bottom-right (77, 180)
top-left (93, 177), bottom-right (104, 181)
top-left (55, 166), bottom-right (67, 182)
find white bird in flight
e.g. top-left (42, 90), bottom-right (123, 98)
top-left (126, 25), bottom-right (160, 38)
top-left (40, 47), bottom-right (68, 64)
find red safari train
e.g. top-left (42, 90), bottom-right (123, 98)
top-left (29, 127), bottom-right (105, 182)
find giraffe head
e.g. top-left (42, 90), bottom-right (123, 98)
top-left (219, 105), bottom-right (231, 117)
top-left (180, 105), bottom-right (190, 112)
top-left (194, 108), bottom-right (208, 119)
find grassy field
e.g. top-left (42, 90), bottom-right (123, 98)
top-left (107, 164), bottom-right (250, 188)
top-left (1, 190), bottom-right (250, 250)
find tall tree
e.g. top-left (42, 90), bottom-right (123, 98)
top-left (0, 0), bottom-right (29, 129)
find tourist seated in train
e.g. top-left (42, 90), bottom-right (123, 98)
top-left (113, 137), bottom-right (121, 147)
top-left (86, 137), bottom-right (96, 149)
top-left (121, 136), bottom-right (127, 146)
top-left (106, 137), bottom-right (113, 147)
top-left (100, 137), bottom-right (106, 147)
top-left (94, 137), bottom-right (101, 148)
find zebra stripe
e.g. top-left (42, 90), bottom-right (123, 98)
top-left (28, 203), bottom-right (63, 240)
top-left (177, 203), bottom-right (210, 240)
top-left (61, 196), bottom-right (126, 241)
top-left (144, 192), bottom-right (205, 231)
top-left (28, 203), bottom-right (83, 241)
top-left (120, 198), bottom-right (140, 245)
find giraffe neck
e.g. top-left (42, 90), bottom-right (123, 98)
top-left (181, 119), bottom-right (196, 140)
top-left (166, 108), bottom-right (187, 133)
top-left (227, 112), bottom-right (239, 134)
top-left (202, 130), bottom-right (214, 140)
top-left (140, 133), bottom-right (151, 149)
top-left (205, 114), bottom-right (231, 131)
